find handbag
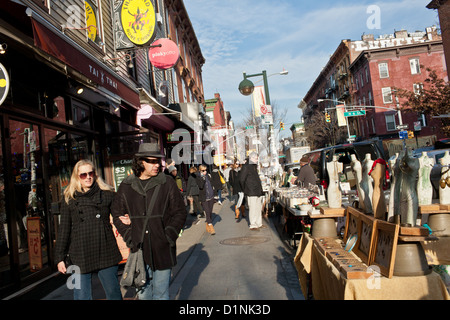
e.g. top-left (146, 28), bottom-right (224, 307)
top-left (120, 184), bottom-right (160, 289)
top-left (219, 172), bottom-right (225, 184)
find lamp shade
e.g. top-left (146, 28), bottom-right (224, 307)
top-left (238, 79), bottom-right (255, 96)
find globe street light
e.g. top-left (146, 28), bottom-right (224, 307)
top-left (238, 78), bottom-right (256, 96)
top-left (238, 69), bottom-right (288, 170)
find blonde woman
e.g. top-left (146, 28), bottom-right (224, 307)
top-left (55, 159), bottom-right (122, 300)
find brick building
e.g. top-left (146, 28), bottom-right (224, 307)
top-left (300, 27), bottom-right (446, 156)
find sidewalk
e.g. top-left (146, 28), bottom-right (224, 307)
top-left (34, 196), bottom-right (303, 300)
top-left (169, 197), bottom-right (304, 300)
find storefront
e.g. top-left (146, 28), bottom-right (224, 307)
top-left (0, 21), bottom-right (152, 299)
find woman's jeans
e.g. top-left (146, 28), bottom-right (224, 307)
top-left (137, 266), bottom-right (171, 300)
top-left (73, 265), bottom-right (122, 300)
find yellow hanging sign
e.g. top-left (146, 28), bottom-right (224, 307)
top-left (121, 0), bottom-right (156, 46)
top-left (84, 1), bottom-right (98, 43)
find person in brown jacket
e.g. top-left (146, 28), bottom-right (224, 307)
top-left (112, 143), bottom-right (186, 300)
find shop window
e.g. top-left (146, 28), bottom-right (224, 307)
top-left (0, 125), bottom-right (10, 289)
top-left (72, 100), bottom-right (92, 130)
top-left (8, 119), bottom-right (49, 278)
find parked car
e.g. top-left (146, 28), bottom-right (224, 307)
top-left (300, 140), bottom-right (387, 191)
top-left (413, 148), bottom-right (450, 199)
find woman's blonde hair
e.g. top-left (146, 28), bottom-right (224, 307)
top-left (63, 159), bottom-right (113, 203)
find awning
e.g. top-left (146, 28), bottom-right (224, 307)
top-left (137, 104), bottom-right (175, 131)
top-left (28, 10), bottom-right (140, 109)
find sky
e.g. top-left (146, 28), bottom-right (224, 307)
top-left (183, 0), bottom-right (440, 138)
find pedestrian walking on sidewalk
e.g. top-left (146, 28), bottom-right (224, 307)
top-left (112, 143), bottom-right (187, 300)
top-left (229, 161), bottom-right (245, 221)
top-left (210, 165), bottom-right (224, 204)
top-left (239, 152), bottom-right (264, 230)
top-left (223, 164), bottom-right (232, 200)
top-left (197, 164), bottom-right (216, 234)
top-left (55, 160), bottom-right (122, 300)
top-left (186, 166), bottom-right (203, 217)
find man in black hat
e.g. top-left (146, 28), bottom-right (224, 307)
top-left (112, 143), bottom-right (187, 300)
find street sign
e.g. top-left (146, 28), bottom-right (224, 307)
top-left (344, 110), bottom-right (366, 117)
top-left (399, 130), bottom-right (408, 139)
top-left (396, 124), bottom-right (408, 130)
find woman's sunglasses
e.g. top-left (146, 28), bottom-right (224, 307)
top-left (79, 171), bottom-right (95, 179)
top-left (141, 158), bottom-right (160, 165)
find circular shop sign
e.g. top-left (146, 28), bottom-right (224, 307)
top-left (121, 0), bottom-right (156, 46)
top-left (149, 38), bottom-right (180, 70)
top-left (0, 63), bottom-right (10, 106)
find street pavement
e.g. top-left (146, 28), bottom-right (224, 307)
top-left (39, 196), bottom-right (303, 300)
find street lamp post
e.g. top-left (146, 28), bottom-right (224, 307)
top-left (238, 70), bottom-right (288, 168)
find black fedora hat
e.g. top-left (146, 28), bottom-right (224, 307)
top-left (135, 143), bottom-right (164, 158)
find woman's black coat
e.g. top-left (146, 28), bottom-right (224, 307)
top-left (54, 182), bottom-right (122, 274)
top-left (229, 169), bottom-right (242, 195)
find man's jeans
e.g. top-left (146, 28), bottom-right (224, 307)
top-left (137, 266), bottom-right (171, 300)
top-left (73, 265), bottom-right (122, 300)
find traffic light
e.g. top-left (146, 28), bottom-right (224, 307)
top-left (280, 122), bottom-right (285, 130)
top-left (325, 112), bottom-right (331, 123)
top-left (408, 130), bottom-right (414, 139)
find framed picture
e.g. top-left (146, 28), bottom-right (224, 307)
top-left (343, 207), bottom-right (361, 243)
top-left (371, 220), bottom-right (399, 279)
top-left (353, 213), bottom-right (377, 265)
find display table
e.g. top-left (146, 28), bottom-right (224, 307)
top-left (294, 233), bottom-right (450, 300)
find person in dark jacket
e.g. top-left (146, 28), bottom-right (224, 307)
top-left (186, 166), bottom-right (203, 217)
top-left (197, 164), bottom-right (216, 234)
top-left (111, 143), bottom-right (186, 300)
top-left (296, 156), bottom-right (317, 189)
top-left (55, 159), bottom-right (122, 300)
top-left (239, 152), bottom-right (264, 230)
top-left (229, 162), bottom-right (245, 220)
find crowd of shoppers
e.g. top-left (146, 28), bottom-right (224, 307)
top-left (54, 143), bottom-right (271, 300)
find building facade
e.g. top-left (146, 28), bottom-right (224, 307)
top-left (428, 0), bottom-right (450, 79)
top-left (349, 29), bottom-right (447, 156)
top-left (204, 93), bottom-right (234, 166)
top-left (0, 0), bottom-right (205, 298)
top-left (300, 27), bottom-right (446, 155)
